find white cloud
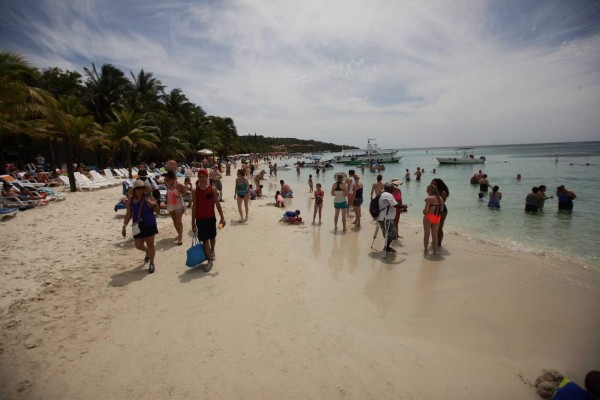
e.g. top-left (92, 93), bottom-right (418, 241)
top-left (1, 0), bottom-right (599, 147)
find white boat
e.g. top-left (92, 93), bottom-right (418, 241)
top-left (334, 139), bottom-right (401, 164)
top-left (436, 148), bottom-right (486, 164)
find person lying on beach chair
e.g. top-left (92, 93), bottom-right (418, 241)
top-left (2, 182), bottom-right (43, 202)
top-left (279, 210), bottom-right (303, 224)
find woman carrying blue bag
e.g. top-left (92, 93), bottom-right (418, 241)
top-left (190, 168), bottom-right (226, 272)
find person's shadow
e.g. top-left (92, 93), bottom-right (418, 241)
top-left (178, 266), bottom-right (218, 283)
top-left (108, 263), bottom-right (149, 287)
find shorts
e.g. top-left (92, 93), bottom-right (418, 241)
top-left (378, 220), bottom-right (398, 240)
top-left (334, 201), bottom-right (348, 209)
top-left (425, 214), bottom-right (441, 224)
top-left (133, 223), bottom-right (158, 239)
top-left (196, 217), bottom-right (217, 241)
top-left (284, 192), bottom-right (294, 198)
top-left (214, 180), bottom-right (222, 191)
top-left (525, 204), bottom-right (538, 212)
top-left (353, 198), bottom-right (363, 207)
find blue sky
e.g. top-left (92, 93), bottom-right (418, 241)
top-left (1, 0), bottom-right (599, 148)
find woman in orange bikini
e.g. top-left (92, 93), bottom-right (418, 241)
top-left (423, 185), bottom-right (444, 255)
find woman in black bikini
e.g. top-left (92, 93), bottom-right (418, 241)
top-left (431, 178), bottom-right (449, 246)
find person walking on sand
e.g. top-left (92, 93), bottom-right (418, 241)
top-left (431, 178), bottom-right (449, 247)
top-left (191, 168), bottom-right (226, 272)
top-left (371, 174), bottom-right (384, 198)
top-left (423, 184), bottom-right (444, 255)
top-left (122, 180), bottom-right (160, 273)
top-left (351, 175), bottom-right (364, 227)
top-left (210, 165), bottom-right (223, 201)
top-left (164, 171), bottom-right (187, 245)
top-left (378, 182), bottom-right (398, 252)
top-left (234, 169), bottom-right (250, 221)
top-left (331, 173), bottom-right (348, 232)
top-left (313, 183), bottom-right (324, 224)
top-left (308, 174), bottom-right (314, 193)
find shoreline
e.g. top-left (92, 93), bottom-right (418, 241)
top-left (1, 166), bottom-right (598, 399)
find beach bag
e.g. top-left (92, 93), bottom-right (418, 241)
top-left (369, 194), bottom-right (383, 219)
top-left (186, 232), bottom-right (207, 268)
top-left (131, 200), bottom-right (144, 236)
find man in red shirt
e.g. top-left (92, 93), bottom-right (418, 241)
top-left (191, 169), bottom-right (226, 272)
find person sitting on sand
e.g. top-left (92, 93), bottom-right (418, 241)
top-left (274, 191), bottom-right (285, 208)
top-left (280, 180), bottom-right (293, 198)
top-left (551, 370), bottom-right (600, 400)
top-left (280, 209), bottom-right (303, 224)
top-left (248, 184), bottom-right (257, 200)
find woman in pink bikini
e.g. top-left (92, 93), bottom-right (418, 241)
top-left (422, 184), bottom-right (444, 255)
top-left (164, 171), bottom-right (187, 245)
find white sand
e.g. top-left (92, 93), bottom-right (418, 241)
top-left (1, 168), bottom-right (598, 399)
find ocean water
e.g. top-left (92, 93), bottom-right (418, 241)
top-left (276, 141), bottom-right (600, 268)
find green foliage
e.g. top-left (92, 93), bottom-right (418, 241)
top-left (237, 135), bottom-right (354, 154)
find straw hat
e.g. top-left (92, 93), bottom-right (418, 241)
top-left (391, 178), bottom-right (402, 186)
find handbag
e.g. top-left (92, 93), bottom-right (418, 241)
top-left (131, 199), bottom-right (145, 236)
top-left (186, 232), bottom-right (207, 268)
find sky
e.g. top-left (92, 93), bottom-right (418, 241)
top-left (1, 0), bottom-right (599, 148)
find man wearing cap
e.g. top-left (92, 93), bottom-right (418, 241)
top-left (378, 182), bottom-right (398, 252)
top-left (191, 168), bottom-right (226, 272)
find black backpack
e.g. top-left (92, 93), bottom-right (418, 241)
top-left (369, 194), bottom-right (384, 219)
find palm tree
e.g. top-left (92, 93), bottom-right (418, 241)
top-left (0, 51), bottom-right (55, 173)
top-left (45, 96), bottom-right (104, 192)
top-left (129, 69), bottom-right (165, 114)
top-left (148, 114), bottom-right (190, 161)
top-left (106, 109), bottom-right (158, 178)
top-left (83, 63), bottom-right (132, 125)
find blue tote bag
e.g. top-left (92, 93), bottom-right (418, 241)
top-left (186, 232), bottom-right (207, 268)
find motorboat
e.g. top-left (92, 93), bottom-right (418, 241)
top-left (335, 139), bottom-right (401, 164)
top-left (436, 148), bottom-right (486, 164)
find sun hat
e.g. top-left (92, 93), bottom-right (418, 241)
top-left (391, 178), bottom-right (402, 186)
top-left (198, 168), bottom-right (209, 176)
top-left (132, 180), bottom-right (146, 189)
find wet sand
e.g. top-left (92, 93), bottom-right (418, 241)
top-left (1, 167), bottom-right (598, 399)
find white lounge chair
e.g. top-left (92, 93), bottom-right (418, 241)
top-left (59, 175), bottom-right (94, 191)
top-left (89, 170), bottom-right (119, 187)
top-left (104, 169), bottom-right (124, 182)
top-left (74, 172), bottom-right (112, 189)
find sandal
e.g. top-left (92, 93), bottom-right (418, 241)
top-left (203, 261), bottom-right (213, 273)
top-left (144, 253), bottom-right (150, 263)
top-left (148, 263), bottom-right (155, 274)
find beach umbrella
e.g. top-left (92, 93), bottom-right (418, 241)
top-left (197, 149), bottom-right (213, 155)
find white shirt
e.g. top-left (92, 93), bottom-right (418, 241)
top-left (347, 177), bottom-right (355, 194)
top-left (377, 191), bottom-right (397, 221)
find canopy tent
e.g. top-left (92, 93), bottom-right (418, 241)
top-left (197, 149), bottom-right (213, 155)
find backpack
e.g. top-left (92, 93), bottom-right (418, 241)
top-left (369, 194), bottom-right (383, 219)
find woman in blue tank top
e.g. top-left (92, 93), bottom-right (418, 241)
top-left (122, 180), bottom-right (159, 273)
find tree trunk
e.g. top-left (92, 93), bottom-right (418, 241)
top-left (64, 134), bottom-right (77, 192)
top-left (48, 137), bottom-right (57, 170)
top-left (0, 136), bottom-right (5, 175)
top-left (126, 147), bottom-right (132, 179)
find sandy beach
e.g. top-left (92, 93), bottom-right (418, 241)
top-left (1, 168), bottom-right (598, 399)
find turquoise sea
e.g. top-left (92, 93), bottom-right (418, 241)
top-left (277, 141), bottom-right (600, 269)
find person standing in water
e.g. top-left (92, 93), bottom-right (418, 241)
top-left (351, 175), bottom-right (364, 228)
top-left (525, 187), bottom-right (540, 212)
top-left (488, 185), bottom-right (502, 209)
top-left (312, 183), bottom-right (324, 224)
top-left (556, 185), bottom-right (576, 211)
top-left (371, 174), bottom-right (384, 198)
top-left (331, 173), bottom-right (348, 232)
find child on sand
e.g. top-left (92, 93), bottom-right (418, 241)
top-left (274, 191), bottom-right (285, 208)
top-left (308, 174), bottom-right (313, 193)
top-left (313, 183), bottom-right (324, 224)
top-left (280, 209), bottom-right (303, 224)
